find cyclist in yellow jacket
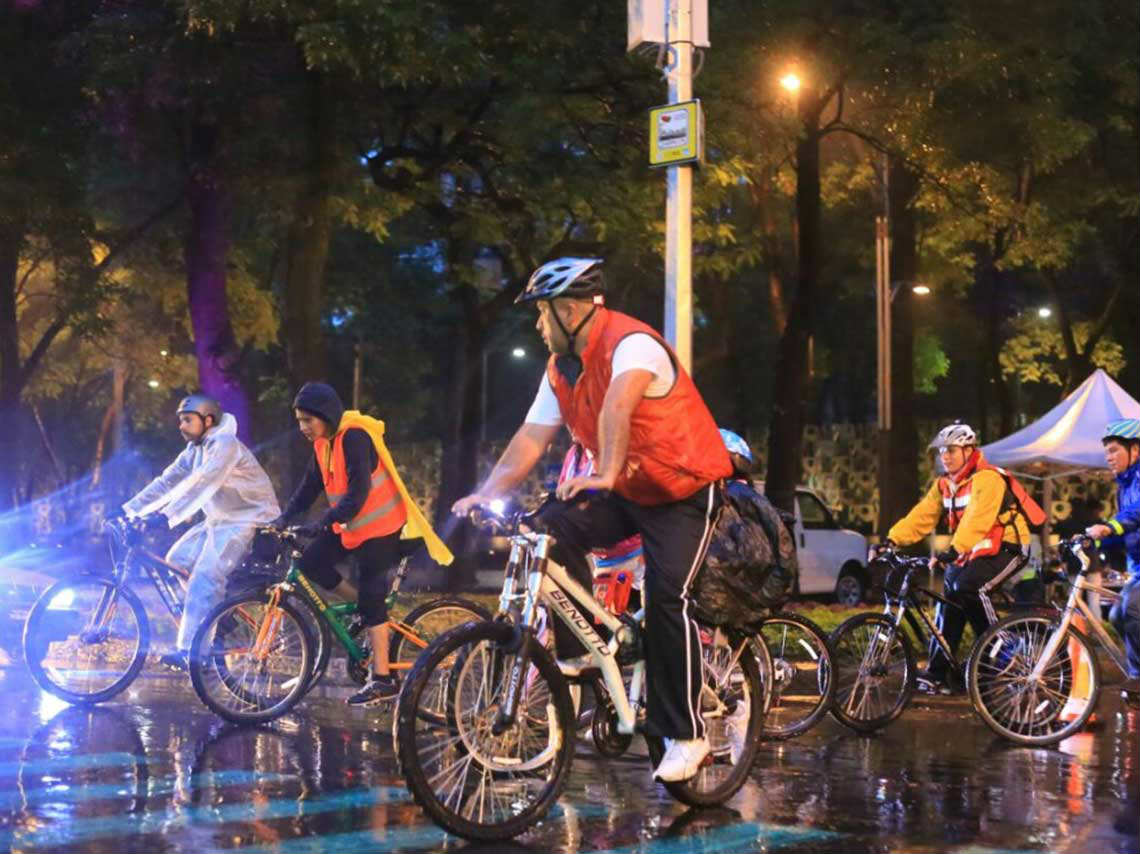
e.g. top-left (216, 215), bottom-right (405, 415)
top-left (875, 421), bottom-right (1042, 693)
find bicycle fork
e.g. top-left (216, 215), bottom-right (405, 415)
top-left (1027, 588), bottom-right (1079, 683)
top-left (493, 534), bottom-right (551, 736)
top-left (844, 606), bottom-right (904, 716)
top-left (80, 585), bottom-right (120, 643)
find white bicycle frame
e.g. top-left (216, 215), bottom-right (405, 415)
top-left (498, 530), bottom-right (646, 735)
top-left (1027, 543), bottom-right (1128, 681)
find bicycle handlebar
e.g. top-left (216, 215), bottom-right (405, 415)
top-left (466, 502), bottom-right (514, 534)
top-left (1059, 533), bottom-right (1096, 551)
top-left (253, 524), bottom-right (311, 546)
top-left (464, 490), bottom-right (609, 537)
top-left (870, 544), bottom-right (929, 571)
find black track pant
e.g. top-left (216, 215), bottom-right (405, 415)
top-left (928, 545), bottom-right (1025, 682)
top-left (297, 529), bottom-right (403, 626)
top-left (535, 484), bottom-right (721, 741)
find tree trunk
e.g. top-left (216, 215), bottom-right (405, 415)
top-left (765, 101), bottom-right (821, 514)
top-left (185, 121), bottom-right (251, 441)
top-left (282, 69), bottom-right (335, 394)
top-left (983, 270), bottom-right (1014, 437)
top-left (436, 283), bottom-right (484, 590)
top-left (0, 221), bottom-right (25, 511)
top-left (877, 158), bottom-right (919, 534)
top-left (91, 359), bottom-right (126, 491)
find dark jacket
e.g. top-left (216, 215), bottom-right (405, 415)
top-left (283, 382), bottom-right (378, 530)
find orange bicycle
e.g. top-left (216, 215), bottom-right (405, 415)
top-left (188, 526), bottom-right (489, 723)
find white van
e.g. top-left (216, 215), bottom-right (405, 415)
top-left (756, 482), bottom-right (870, 605)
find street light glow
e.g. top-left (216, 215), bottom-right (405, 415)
top-left (159, 349), bottom-right (168, 357)
top-left (780, 72), bottom-right (802, 93)
top-left (147, 379), bottom-right (160, 388)
top-left (511, 347), bottom-right (526, 358)
top-left (912, 284), bottom-right (931, 295)
top-left (1038, 306), bottom-right (1052, 318)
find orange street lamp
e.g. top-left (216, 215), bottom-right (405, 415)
top-left (780, 72), bottom-right (802, 93)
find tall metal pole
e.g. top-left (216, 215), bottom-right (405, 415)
top-left (875, 215), bottom-right (891, 431)
top-left (664, 0), bottom-right (693, 372)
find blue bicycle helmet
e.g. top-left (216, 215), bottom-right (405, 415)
top-left (719, 429), bottom-right (753, 463)
top-left (1103, 418), bottom-right (1140, 443)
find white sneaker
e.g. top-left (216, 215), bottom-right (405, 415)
top-left (724, 701), bottom-right (750, 766)
top-left (653, 737), bottom-right (710, 782)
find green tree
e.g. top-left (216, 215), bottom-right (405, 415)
top-left (0, 1), bottom-right (179, 509)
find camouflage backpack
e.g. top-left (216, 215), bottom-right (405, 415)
top-left (693, 480), bottom-right (799, 627)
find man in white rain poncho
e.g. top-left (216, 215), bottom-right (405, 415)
top-left (122, 394), bottom-right (280, 669)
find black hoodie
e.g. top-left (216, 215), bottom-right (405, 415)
top-left (282, 382), bottom-right (379, 533)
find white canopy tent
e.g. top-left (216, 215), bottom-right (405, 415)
top-left (981, 369), bottom-right (1140, 548)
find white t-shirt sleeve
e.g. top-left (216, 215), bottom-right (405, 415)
top-left (524, 373), bottom-right (564, 426)
top-left (611, 333), bottom-right (675, 397)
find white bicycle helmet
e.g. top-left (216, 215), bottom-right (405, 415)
top-left (515, 257), bottom-right (605, 304)
top-left (928, 421), bottom-right (978, 450)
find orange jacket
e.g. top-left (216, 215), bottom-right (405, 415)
top-left (548, 308), bottom-right (731, 505)
top-left (315, 429), bottom-right (407, 549)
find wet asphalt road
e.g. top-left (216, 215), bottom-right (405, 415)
top-left (0, 664), bottom-right (1136, 854)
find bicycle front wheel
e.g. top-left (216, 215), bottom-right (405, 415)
top-left (968, 613), bottom-right (1098, 746)
top-left (189, 592), bottom-right (313, 724)
top-left (646, 628), bottom-right (766, 808)
top-left (755, 613), bottom-right (834, 739)
top-left (395, 621), bottom-right (575, 841)
top-left (830, 612), bottom-right (915, 733)
top-left (24, 578), bottom-right (149, 704)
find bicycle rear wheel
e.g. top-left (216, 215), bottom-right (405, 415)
top-left (23, 578), bottom-right (149, 704)
top-left (389, 597), bottom-right (491, 721)
top-left (645, 629), bottom-right (765, 807)
top-left (830, 612), bottom-right (915, 733)
top-left (189, 593), bottom-right (312, 724)
top-left (967, 613), bottom-right (1097, 746)
top-left (395, 621), bottom-right (575, 841)
top-left (755, 613), bottom-right (834, 739)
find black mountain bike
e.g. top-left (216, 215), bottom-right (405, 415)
top-left (829, 544), bottom-right (1029, 733)
top-left (23, 517), bottom-right (189, 704)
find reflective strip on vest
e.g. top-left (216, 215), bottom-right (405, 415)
top-left (327, 470), bottom-right (391, 506)
top-left (341, 492), bottom-right (403, 532)
top-left (315, 431), bottom-right (407, 547)
top-left (970, 538), bottom-right (994, 555)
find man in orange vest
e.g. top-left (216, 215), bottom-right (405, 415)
top-left (453, 257), bottom-right (732, 782)
top-left (277, 382), bottom-right (453, 706)
top-left (875, 421), bottom-right (1044, 694)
